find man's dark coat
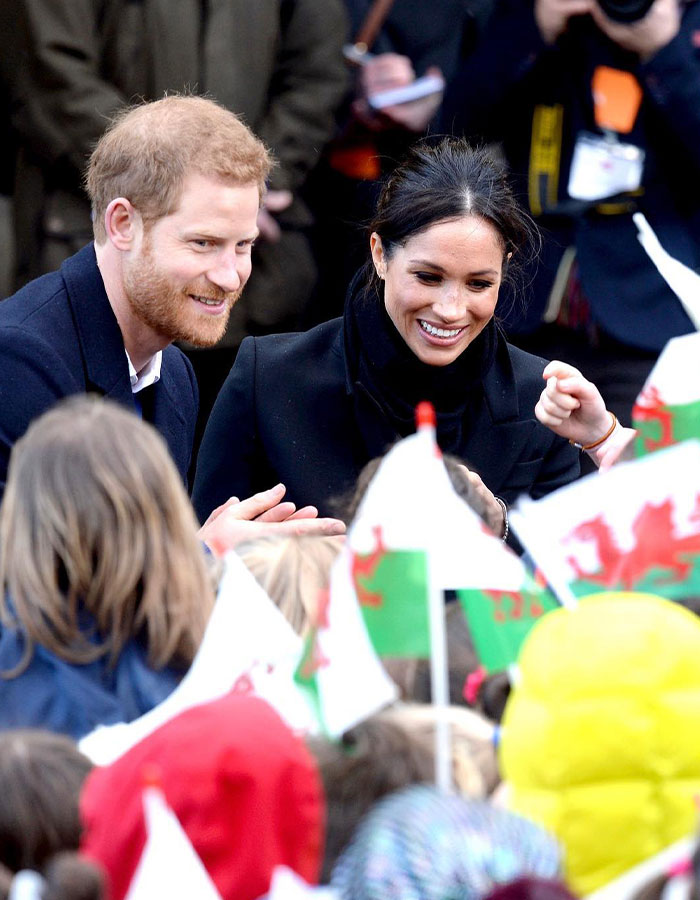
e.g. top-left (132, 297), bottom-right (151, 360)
top-left (0, 243), bottom-right (198, 498)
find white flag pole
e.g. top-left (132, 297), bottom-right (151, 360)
top-left (510, 499), bottom-right (579, 610)
top-left (417, 402), bottom-right (453, 794)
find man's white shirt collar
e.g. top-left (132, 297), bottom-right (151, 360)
top-left (125, 350), bottom-right (162, 393)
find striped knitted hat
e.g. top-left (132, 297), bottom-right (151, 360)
top-left (330, 786), bottom-right (562, 900)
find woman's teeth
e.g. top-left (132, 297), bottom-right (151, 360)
top-left (419, 320), bottom-right (462, 338)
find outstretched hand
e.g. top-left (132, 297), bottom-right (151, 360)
top-left (535, 360), bottom-right (611, 447)
top-left (198, 483), bottom-right (346, 556)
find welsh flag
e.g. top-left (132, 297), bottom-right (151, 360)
top-left (329, 405), bottom-right (558, 675)
top-left (632, 332), bottom-right (700, 457)
top-left (81, 554), bottom-right (317, 764)
top-left (293, 551), bottom-right (398, 737)
top-left (510, 440), bottom-right (700, 604)
top-left (125, 783), bottom-right (222, 899)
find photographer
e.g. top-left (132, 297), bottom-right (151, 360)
top-left (443, 0), bottom-right (700, 427)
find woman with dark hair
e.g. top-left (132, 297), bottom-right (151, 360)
top-left (193, 138), bottom-right (585, 538)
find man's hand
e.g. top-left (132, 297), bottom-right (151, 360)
top-left (590, 0), bottom-right (680, 61)
top-left (198, 483), bottom-right (346, 556)
top-left (535, 360), bottom-right (611, 446)
top-left (535, 0), bottom-right (594, 44)
top-left (256, 189), bottom-right (293, 243)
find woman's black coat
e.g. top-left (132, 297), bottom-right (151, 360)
top-left (192, 317), bottom-right (579, 521)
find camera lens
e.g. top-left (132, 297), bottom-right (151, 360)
top-left (597, 0), bottom-right (655, 21)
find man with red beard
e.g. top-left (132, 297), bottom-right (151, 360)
top-left (0, 95), bottom-right (345, 545)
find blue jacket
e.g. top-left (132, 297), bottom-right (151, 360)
top-left (443, 1), bottom-right (700, 351)
top-left (0, 624), bottom-right (183, 740)
top-left (0, 243), bottom-right (198, 498)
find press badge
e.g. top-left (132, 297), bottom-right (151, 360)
top-left (567, 132), bottom-right (644, 201)
top-left (568, 65), bottom-right (645, 201)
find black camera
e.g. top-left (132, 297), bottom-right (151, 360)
top-left (596, 0), bottom-right (655, 21)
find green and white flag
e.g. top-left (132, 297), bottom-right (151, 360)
top-left (510, 440), bottom-right (700, 603)
top-left (294, 548), bottom-right (399, 738)
top-left (336, 419), bottom-right (558, 673)
top-left (632, 332), bottom-right (700, 457)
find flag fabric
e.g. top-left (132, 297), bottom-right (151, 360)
top-left (456, 569), bottom-right (559, 674)
top-left (328, 423), bottom-right (558, 675)
top-left (634, 212), bottom-right (700, 330)
top-left (267, 866), bottom-right (339, 899)
top-left (125, 785), bottom-right (222, 900)
top-left (294, 549), bottom-right (398, 737)
top-left (632, 332), bottom-right (700, 457)
top-left (510, 440), bottom-right (700, 603)
top-left (81, 554), bottom-right (317, 764)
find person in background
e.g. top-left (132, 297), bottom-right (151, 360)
top-left (443, 0), bottom-right (700, 427)
top-left (309, 704), bottom-right (498, 881)
top-left (0, 730), bottom-right (103, 900)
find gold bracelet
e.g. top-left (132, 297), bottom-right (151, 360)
top-left (570, 413), bottom-right (618, 451)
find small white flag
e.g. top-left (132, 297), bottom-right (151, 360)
top-left (125, 785), bottom-right (222, 899)
top-left (81, 554), bottom-right (317, 764)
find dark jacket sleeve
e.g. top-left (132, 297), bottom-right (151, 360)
top-left (256, 0), bottom-right (349, 193)
top-left (192, 337), bottom-right (259, 522)
top-left (0, 326), bottom-right (83, 500)
top-left (441, 0), bottom-right (548, 138)
top-left (8, 0), bottom-right (127, 175)
top-left (639, 7), bottom-right (700, 167)
top-left (528, 434), bottom-right (580, 502)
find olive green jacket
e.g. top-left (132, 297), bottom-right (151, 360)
top-left (10, 0), bottom-right (348, 343)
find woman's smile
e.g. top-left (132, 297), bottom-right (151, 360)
top-left (417, 319), bottom-right (467, 342)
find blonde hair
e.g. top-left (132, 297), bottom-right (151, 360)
top-left (237, 535), bottom-right (344, 635)
top-left (0, 397), bottom-right (214, 673)
top-left (86, 94), bottom-right (272, 242)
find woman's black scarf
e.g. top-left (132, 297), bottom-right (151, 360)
top-left (343, 269), bottom-right (498, 455)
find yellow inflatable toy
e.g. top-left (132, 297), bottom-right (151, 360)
top-left (500, 592), bottom-right (700, 895)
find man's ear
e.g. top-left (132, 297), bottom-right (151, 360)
top-left (103, 198), bottom-right (141, 251)
top-left (370, 232), bottom-right (386, 278)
